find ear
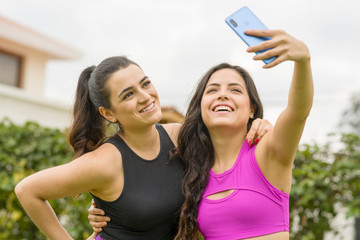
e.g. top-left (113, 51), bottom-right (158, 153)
top-left (99, 106), bottom-right (117, 123)
top-left (250, 104), bottom-right (256, 119)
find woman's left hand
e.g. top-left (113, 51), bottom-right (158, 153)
top-left (246, 118), bottom-right (273, 147)
top-left (245, 29), bottom-right (310, 68)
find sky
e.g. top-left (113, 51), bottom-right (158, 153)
top-left (1, 0), bottom-right (359, 144)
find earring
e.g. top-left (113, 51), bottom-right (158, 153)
top-left (250, 114), bottom-right (254, 119)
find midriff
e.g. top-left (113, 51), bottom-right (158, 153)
top-left (243, 231), bottom-right (289, 240)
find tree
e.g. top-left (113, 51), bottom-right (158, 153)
top-left (289, 92), bottom-right (360, 240)
top-left (340, 93), bottom-right (360, 135)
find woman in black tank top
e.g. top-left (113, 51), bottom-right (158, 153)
top-left (15, 56), bottom-right (270, 240)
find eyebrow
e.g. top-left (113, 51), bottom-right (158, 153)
top-left (206, 82), bottom-right (244, 88)
top-left (118, 76), bottom-right (148, 98)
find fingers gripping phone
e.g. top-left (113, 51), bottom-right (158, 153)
top-left (225, 6), bottom-right (276, 64)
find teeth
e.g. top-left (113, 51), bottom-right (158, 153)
top-left (214, 105), bottom-right (232, 112)
top-left (140, 102), bottom-right (155, 113)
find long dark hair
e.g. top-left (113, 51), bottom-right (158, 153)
top-left (174, 63), bottom-right (263, 239)
top-left (67, 56), bottom-right (139, 159)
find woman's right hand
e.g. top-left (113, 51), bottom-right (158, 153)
top-left (245, 29), bottom-right (310, 68)
top-left (88, 200), bottom-right (111, 233)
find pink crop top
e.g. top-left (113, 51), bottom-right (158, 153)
top-left (197, 141), bottom-right (289, 240)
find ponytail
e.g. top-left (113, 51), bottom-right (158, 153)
top-left (67, 56), bottom-right (139, 159)
top-left (68, 66), bottom-right (106, 159)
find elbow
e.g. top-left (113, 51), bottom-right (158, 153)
top-left (15, 182), bottom-right (24, 200)
top-left (302, 102), bottom-right (313, 120)
top-left (15, 180), bottom-right (30, 202)
top-left (300, 106), bottom-right (312, 121)
top-left (292, 100), bottom-right (313, 121)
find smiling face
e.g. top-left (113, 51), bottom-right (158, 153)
top-left (201, 68), bottom-right (254, 131)
top-left (101, 64), bottom-right (162, 131)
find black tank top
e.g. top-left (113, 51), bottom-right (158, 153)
top-left (92, 124), bottom-right (184, 240)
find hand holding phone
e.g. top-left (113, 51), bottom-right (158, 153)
top-left (225, 6), bottom-right (277, 64)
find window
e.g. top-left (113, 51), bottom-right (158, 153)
top-left (0, 51), bottom-right (22, 87)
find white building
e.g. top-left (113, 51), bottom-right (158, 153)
top-left (0, 15), bottom-right (185, 129)
top-left (0, 15), bottom-right (81, 129)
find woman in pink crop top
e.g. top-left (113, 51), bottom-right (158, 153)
top-left (173, 29), bottom-right (313, 240)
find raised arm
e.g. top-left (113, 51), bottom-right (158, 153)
top-left (247, 29), bottom-right (313, 191)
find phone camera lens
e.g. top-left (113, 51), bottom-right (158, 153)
top-left (230, 19), bottom-right (238, 27)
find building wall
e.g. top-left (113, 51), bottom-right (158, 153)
top-left (22, 52), bottom-right (47, 95)
top-left (0, 37), bottom-right (48, 95)
top-left (0, 84), bottom-right (72, 129)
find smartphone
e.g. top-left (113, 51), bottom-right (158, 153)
top-left (225, 6), bottom-right (276, 64)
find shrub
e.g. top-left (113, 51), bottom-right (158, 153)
top-left (1, 112), bottom-right (359, 239)
top-left (0, 118), bottom-right (93, 239)
top-left (290, 134), bottom-right (360, 239)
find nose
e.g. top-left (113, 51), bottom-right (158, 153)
top-left (217, 91), bottom-right (229, 100)
top-left (138, 89), bottom-right (151, 102)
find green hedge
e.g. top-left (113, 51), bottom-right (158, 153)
top-left (0, 118), bottom-right (92, 239)
top-left (289, 93), bottom-right (360, 239)
top-left (1, 117), bottom-right (359, 239)
top-left (290, 133), bottom-right (360, 239)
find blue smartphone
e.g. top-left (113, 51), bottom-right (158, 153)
top-left (225, 6), bottom-right (276, 64)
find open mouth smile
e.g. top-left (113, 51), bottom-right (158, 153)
top-left (139, 102), bottom-right (155, 113)
top-left (212, 105), bottom-right (234, 112)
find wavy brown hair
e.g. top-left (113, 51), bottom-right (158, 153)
top-left (173, 63), bottom-right (263, 239)
top-left (67, 56), bottom-right (139, 159)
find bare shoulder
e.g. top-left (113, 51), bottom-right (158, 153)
top-left (161, 123), bottom-right (182, 146)
top-left (91, 142), bottom-right (121, 160)
top-left (86, 143), bottom-right (124, 198)
top-left (254, 132), bottom-right (272, 165)
top-left (92, 143), bottom-right (122, 171)
top-left (254, 133), bottom-right (292, 194)
top-left (78, 143), bottom-right (123, 184)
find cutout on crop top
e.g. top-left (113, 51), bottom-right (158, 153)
top-left (205, 189), bottom-right (235, 200)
